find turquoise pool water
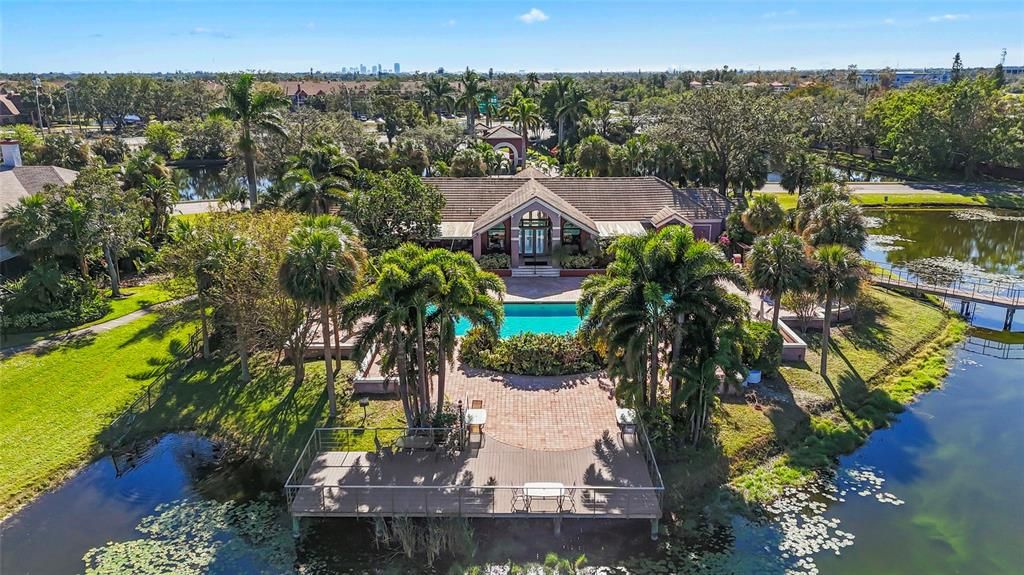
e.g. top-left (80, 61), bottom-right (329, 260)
top-left (454, 303), bottom-right (581, 337)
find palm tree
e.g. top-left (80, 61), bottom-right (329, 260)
top-left (780, 151), bottom-right (822, 195)
top-left (346, 243), bottom-right (435, 424)
top-left (282, 145), bottom-right (358, 215)
top-left (139, 174), bottom-right (177, 241)
top-left (166, 219), bottom-right (214, 358)
top-left (555, 84), bottom-right (590, 147)
top-left (122, 149), bottom-right (171, 190)
top-left (423, 75), bottom-right (456, 123)
top-left (1, 193), bottom-right (52, 260)
top-left (501, 95), bottom-right (542, 165)
top-left (810, 244), bottom-right (865, 379)
top-left (525, 72), bottom-right (541, 97)
top-left (211, 73), bottom-right (289, 208)
top-left (802, 201), bottom-right (867, 251)
top-left (746, 230), bottom-right (810, 329)
top-left (279, 216), bottom-right (365, 417)
top-left (741, 194), bottom-right (785, 236)
top-left (456, 69), bottom-right (487, 134)
top-left (794, 182), bottom-right (851, 232)
top-left (422, 250), bottom-right (504, 417)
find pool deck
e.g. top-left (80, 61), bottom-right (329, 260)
top-left (504, 277), bottom-right (582, 303)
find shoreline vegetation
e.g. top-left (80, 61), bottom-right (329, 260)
top-left (1, 284), bottom-right (967, 529)
top-left (756, 188), bottom-right (1024, 211)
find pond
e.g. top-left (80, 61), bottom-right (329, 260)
top-left (2, 208), bottom-right (1022, 573)
top-left (767, 165), bottom-right (903, 184)
top-left (173, 164), bottom-right (271, 201)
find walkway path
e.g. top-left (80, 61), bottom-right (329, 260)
top-left (0, 298), bottom-right (188, 358)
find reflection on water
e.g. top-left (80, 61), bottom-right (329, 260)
top-left (173, 164), bottom-right (270, 201)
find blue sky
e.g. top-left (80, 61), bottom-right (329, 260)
top-left (2, 1), bottom-right (1021, 73)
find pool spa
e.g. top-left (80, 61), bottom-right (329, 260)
top-left (454, 303), bottom-right (582, 338)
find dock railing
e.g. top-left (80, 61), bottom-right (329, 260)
top-left (873, 265), bottom-right (1024, 307)
top-left (285, 424), bottom-right (665, 519)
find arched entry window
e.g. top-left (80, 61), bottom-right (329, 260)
top-left (519, 210), bottom-right (551, 261)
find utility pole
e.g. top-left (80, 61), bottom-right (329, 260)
top-left (32, 77), bottom-right (47, 133)
top-left (65, 86), bottom-right (73, 132)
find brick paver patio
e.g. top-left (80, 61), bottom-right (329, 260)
top-left (439, 359), bottom-right (618, 451)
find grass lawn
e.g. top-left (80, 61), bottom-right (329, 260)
top-left (0, 311), bottom-right (197, 516)
top-left (755, 189), bottom-right (1024, 211)
top-left (131, 353), bottom-right (404, 479)
top-left (0, 281), bottom-right (179, 350)
top-left (660, 286), bottom-right (964, 509)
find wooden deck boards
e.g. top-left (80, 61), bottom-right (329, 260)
top-left (289, 433), bottom-right (661, 519)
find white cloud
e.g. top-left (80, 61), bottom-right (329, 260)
top-left (444, 18), bottom-right (457, 27)
top-left (882, 18), bottom-right (896, 25)
top-left (928, 14), bottom-right (968, 22)
top-left (762, 9), bottom-right (798, 19)
top-left (518, 8), bottom-right (549, 24)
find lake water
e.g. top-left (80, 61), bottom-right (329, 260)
top-left (2, 208), bottom-right (1022, 573)
top-left (173, 164), bottom-right (271, 201)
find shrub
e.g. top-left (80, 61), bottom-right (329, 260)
top-left (1, 267), bottom-right (109, 331)
top-left (459, 326), bottom-right (601, 376)
top-left (90, 136), bottom-right (129, 165)
top-left (741, 321), bottom-right (783, 374)
top-left (557, 253), bottom-right (597, 269)
top-left (476, 253), bottom-right (510, 269)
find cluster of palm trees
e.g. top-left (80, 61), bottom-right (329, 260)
top-left (578, 226), bottom-right (747, 444)
top-left (345, 245), bottom-right (504, 425)
top-left (744, 184), bottom-right (868, 381)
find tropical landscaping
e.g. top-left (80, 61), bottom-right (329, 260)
top-left (1, 61), bottom-right (1022, 574)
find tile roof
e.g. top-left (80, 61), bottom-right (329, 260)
top-left (471, 179), bottom-right (598, 234)
top-left (429, 176), bottom-right (731, 231)
top-left (513, 166), bottom-right (549, 178)
top-left (482, 126), bottom-right (522, 140)
top-left (0, 165), bottom-right (78, 217)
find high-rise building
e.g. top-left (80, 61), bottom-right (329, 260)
top-left (359, 64), bottom-right (366, 74)
top-left (394, 62), bottom-right (400, 74)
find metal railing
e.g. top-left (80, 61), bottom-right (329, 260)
top-left (284, 423), bottom-right (665, 519)
top-left (102, 327), bottom-right (203, 447)
top-left (962, 336), bottom-right (1024, 360)
top-left (873, 265), bottom-right (1024, 307)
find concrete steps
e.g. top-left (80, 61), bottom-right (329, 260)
top-left (510, 266), bottom-right (560, 278)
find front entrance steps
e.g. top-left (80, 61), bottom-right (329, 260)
top-left (511, 266), bottom-right (560, 278)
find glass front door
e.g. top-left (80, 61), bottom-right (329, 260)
top-left (520, 212), bottom-right (550, 263)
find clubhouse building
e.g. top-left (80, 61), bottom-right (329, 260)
top-left (428, 169), bottom-right (732, 275)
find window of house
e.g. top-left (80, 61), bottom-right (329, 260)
top-left (562, 223), bottom-right (582, 252)
top-left (485, 225), bottom-right (506, 254)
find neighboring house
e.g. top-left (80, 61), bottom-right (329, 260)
top-left (0, 141), bottom-right (79, 264)
top-left (0, 88), bottom-right (30, 125)
top-left (480, 125), bottom-right (526, 167)
top-left (278, 80), bottom-right (426, 107)
top-left (427, 172), bottom-right (731, 275)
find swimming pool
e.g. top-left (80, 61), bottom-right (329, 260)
top-left (454, 303), bottom-right (581, 338)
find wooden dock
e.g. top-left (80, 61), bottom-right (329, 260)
top-left (872, 267), bottom-right (1023, 329)
top-left (286, 427), bottom-right (663, 523)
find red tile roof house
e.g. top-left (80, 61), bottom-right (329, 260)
top-left (425, 171), bottom-right (732, 277)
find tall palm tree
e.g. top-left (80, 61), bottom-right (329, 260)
top-left (810, 244), bottom-right (865, 379)
top-left (780, 151), bottom-right (822, 195)
top-left (555, 85), bottom-right (591, 147)
top-left (501, 95), bottom-right (542, 165)
top-left (122, 149), bottom-right (171, 190)
top-left (422, 250), bottom-right (504, 417)
top-left (456, 69), bottom-right (487, 134)
top-left (794, 182), bottom-right (851, 232)
top-left (139, 174), bottom-right (177, 241)
top-left (346, 243), bottom-right (436, 424)
top-left (802, 201), bottom-right (867, 251)
top-left (423, 75), bottom-right (456, 123)
top-left (279, 216), bottom-right (365, 417)
top-left (741, 194), bottom-right (785, 236)
top-left (524, 72), bottom-right (541, 97)
top-left (746, 230), bottom-right (810, 329)
top-left (211, 74), bottom-right (289, 208)
top-left (282, 145), bottom-right (358, 215)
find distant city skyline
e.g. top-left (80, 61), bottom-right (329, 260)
top-left (2, 1), bottom-right (1021, 73)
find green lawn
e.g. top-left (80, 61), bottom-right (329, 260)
top-left (131, 354), bottom-right (404, 478)
top-left (1, 281), bottom-right (179, 350)
top-left (755, 189), bottom-right (1024, 211)
top-left (660, 287), bottom-right (964, 509)
top-left (0, 311), bottom-right (197, 516)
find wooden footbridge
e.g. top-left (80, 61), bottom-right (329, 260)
top-left (873, 266), bottom-right (1024, 330)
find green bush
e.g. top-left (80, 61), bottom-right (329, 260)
top-left (459, 326), bottom-right (601, 376)
top-left (1, 266), bottom-right (109, 331)
top-left (741, 321), bottom-right (783, 375)
top-left (557, 253), bottom-right (597, 269)
top-left (476, 253), bottom-right (510, 269)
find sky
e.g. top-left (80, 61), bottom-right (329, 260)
top-left (1, 0), bottom-right (1021, 73)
